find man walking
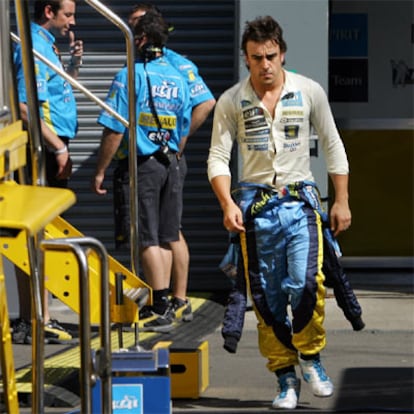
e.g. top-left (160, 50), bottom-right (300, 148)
top-left (207, 16), bottom-right (351, 409)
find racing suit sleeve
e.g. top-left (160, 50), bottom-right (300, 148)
top-left (221, 241), bottom-right (247, 353)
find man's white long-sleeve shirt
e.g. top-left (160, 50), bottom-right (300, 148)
top-left (207, 70), bottom-right (349, 190)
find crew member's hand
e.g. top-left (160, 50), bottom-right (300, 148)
top-left (330, 201), bottom-right (351, 237)
top-left (91, 173), bottom-right (107, 195)
top-left (223, 201), bottom-right (245, 233)
top-left (69, 30), bottom-right (83, 67)
top-left (55, 152), bottom-right (72, 179)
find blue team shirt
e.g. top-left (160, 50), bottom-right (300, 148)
top-left (98, 56), bottom-right (192, 159)
top-left (163, 48), bottom-right (215, 107)
top-left (14, 23), bottom-right (78, 139)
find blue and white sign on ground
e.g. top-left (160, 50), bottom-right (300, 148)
top-left (112, 383), bottom-right (143, 413)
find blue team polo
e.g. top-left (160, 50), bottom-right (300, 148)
top-left (98, 55), bottom-right (192, 159)
top-left (163, 48), bottom-right (215, 108)
top-left (14, 22), bottom-right (78, 139)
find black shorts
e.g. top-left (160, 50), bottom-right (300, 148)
top-left (113, 154), bottom-right (184, 249)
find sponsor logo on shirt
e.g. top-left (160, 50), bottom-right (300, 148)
top-left (281, 91), bottom-right (303, 107)
top-left (284, 125), bottom-right (299, 139)
top-left (247, 143), bottom-right (268, 151)
top-left (280, 117), bottom-right (304, 123)
top-left (191, 83), bottom-right (208, 96)
top-left (245, 118), bottom-right (267, 129)
top-left (283, 141), bottom-right (300, 152)
top-left (245, 128), bottom-right (270, 137)
top-left (280, 109), bottom-right (304, 123)
top-left (242, 105), bottom-right (270, 149)
top-left (151, 80), bottom-right (179, 100)
top-left (139, 112), bottom-right (177, 129)
top-left (243, 107), bottom-right (264, 119)
top-left (34, 62), bottom-right (40, 76)
top-left (148, 130), bottom-right (171, 146)
top-left (109, 80), bottom-right (125, 99)
top-left (243, 106), bottom-right (268, 130)
top-left (187, 69), bottom-right (196, 82)
top-left (244, 136), bottom-right (269, 144)
top-left (281, 110), bottom-right (304, 116)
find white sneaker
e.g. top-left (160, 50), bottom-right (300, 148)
top-left (272, 373), bottom-right (301, 409)
top-left (299, 358), bottom-right (334, 397)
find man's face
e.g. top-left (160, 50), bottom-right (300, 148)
top-left (244, 39), bottom-right (285, 87)
top-left (128, 9), bottom-right (146, 28)
top-left (46, 0), bottom-right (76, 37)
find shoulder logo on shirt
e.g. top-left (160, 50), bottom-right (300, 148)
top-left (281, 91), bottom-right (303, 107)
top-left (191, 83), bottom-right (208, 97)
top-left (241, 99), bottom-right (252, 108)
top-left (178, 63), bottom-right (192, 71)
top-left (108, 80), bottom-right (125, 99)
top-left (187, 69), bottom-right (196, 82)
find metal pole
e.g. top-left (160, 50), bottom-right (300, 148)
top-left (10, 32), bottom-right (129, 128)
top-left (84, 0), bottom-right (140, 275)
top-left (27, 235), bottom-right (45, 414)
top-left (73, 243), bottom-right (92, 414)
top-left (41, 237), bottom-right (112, 414)
top-left (13, 0), bottom-right (45, 186)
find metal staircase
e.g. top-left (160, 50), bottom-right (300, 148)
top-left (0, 1), bottom-right (151, 412)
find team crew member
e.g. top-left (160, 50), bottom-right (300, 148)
top-left (12, 0), bottom-right (83, 344)
top-left (207, 16), bottom-right (351, 410)
top-left (14, 0), bottom-right (82, 187)
top-left (92, 10), bottom-right (192, 333)
top-left (114, 3), bottom-right (215, 326)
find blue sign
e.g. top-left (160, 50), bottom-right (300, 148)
top-left (112, 384), bottom-right (143, 414)
top-left (330, 14), bottom-right (368, 57)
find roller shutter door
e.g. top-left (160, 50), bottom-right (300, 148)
top-left (56, 0), bottom-right (237, 291)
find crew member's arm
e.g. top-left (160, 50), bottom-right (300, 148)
top-left (92, 127), bottom-right (123, 195)
top-left (19, 102), bottom-right (71, 179)
top-left (178, 98), bottom-right (216, 155)
top-left (189, 98), bottom-right (216, 137)
top-left (329, 173), bottom-right (351, 237)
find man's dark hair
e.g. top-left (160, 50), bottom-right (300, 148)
top-left (241, 16), bottom-right (287, 55)
top-left (134, 9), bottom-right (169, 52)
top-left (129, 2), bottom-right (162, 18)
top-left (128, 3), bottom-right (175, 34)
top-left (34, 0), bottom-right (77, 20)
